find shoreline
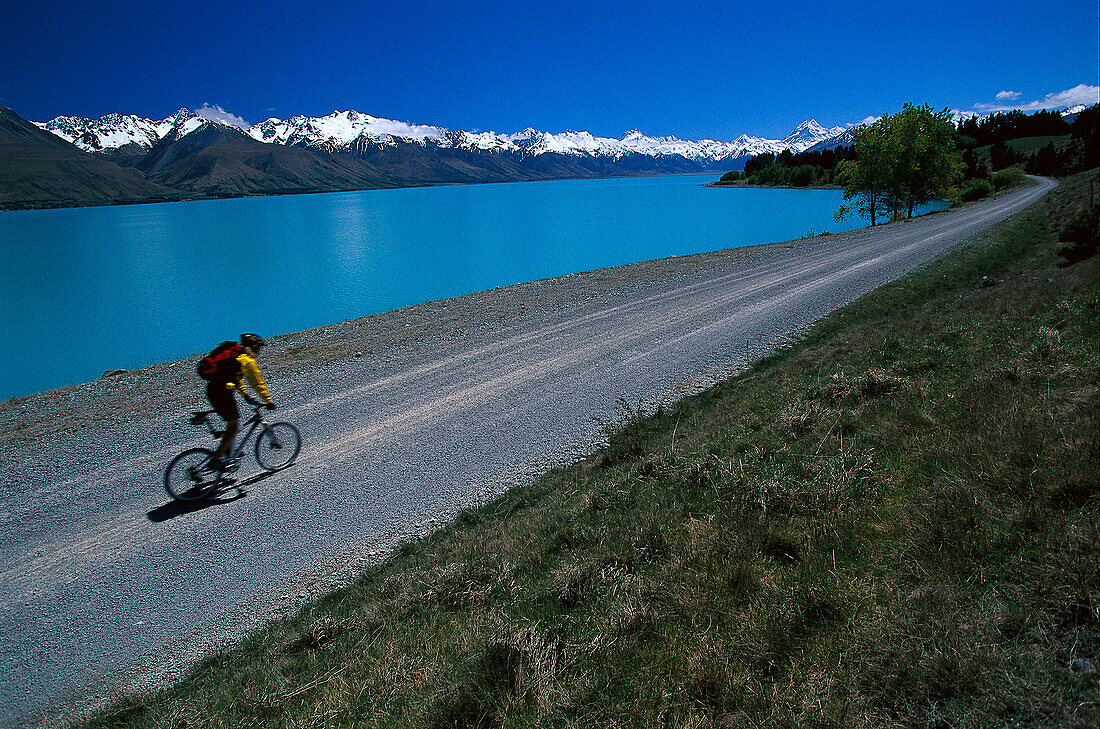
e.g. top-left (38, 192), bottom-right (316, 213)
top-left (1, 171), bottom-right (730, 213)
top-left (0, 221), bottom-right (873, 447)
top-left (4, 175), bottom-right (1016, 410)
top-left (0, 184), bottom-right (968, 414)
top-left (2, 218), bottom-right (840, 397)
top-left (705, 180), bottom-right (843, 190)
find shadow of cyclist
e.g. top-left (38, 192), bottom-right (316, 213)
top-left (147, 469), bottom-right (282, 523)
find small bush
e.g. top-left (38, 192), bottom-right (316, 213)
top-left (961, 178), bottom-right (994, 202)
top-left (598, 398), bottom-right (656, 465)
top-left (991, 167), bottom-right (1025, 190)
top-left (1057, 204), bottom-right (1099, 265)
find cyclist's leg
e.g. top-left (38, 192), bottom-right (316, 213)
top-left (214, 419), bottom-right (238, 463)
top-left (207, 382), bottom-right (240, 466)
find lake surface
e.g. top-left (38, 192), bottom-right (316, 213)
top-left (0, 175), bottom-right (942, 399)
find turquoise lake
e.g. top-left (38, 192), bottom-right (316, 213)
top-left (0, 174), bottom-right (943, 400)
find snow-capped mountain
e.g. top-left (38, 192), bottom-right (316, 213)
top-left (36, 108), bottom-right (848, 165)
top-left (782, 119), bottom-right (847, 150)
top-left (806, 126), bottom-right (859, 153)
top-left (243, 110), bottom-right (838, 161)
top-left (248, 109), bottom-right (450, 151)
top-left (38, 108), bottom-right (206, 157)
top-left (38, 113), bottom-right (160, 152)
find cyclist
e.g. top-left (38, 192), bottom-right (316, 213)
top-left (206, 333), bottom-right (276, 470)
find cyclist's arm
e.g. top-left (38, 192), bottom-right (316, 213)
top-left (236, 353), bottom-right (273, 404)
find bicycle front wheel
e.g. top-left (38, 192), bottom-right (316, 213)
top-left (165, 447), bottom-right (219, 501)
top-left (255, 422), bottom-right (301, 471)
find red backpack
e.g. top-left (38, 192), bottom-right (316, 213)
top-left (197, 341), bottom-right (244, 381)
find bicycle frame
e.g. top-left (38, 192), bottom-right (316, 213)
top-left (192, 405), bottom-right (268, 457)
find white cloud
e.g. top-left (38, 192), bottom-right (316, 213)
top-left (194, 103), bottom-right (251, 131)
top-left (974, 84), bottom-right (1099, 114)
top-left (846, 84), bottom-right (1094, 134)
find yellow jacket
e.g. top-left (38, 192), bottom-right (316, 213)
top-left (225, 353), bottom-right (273, 404)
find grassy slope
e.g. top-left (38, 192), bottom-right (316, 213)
top-left (973, 135), bottom-right (1075, 164)
top-left (84, 173), bottom-right (1099, 729)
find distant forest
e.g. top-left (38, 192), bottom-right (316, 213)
top-left (957, 107), bottom-right (1098, 177)
top-left (737, 147), bottom-right (857, 186)
top-left (721, 105), bottom-right (1099, 189)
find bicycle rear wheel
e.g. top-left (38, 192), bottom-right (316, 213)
top-left (255, 422), bottom-right (301, 471)
top-left (165, 447), bottom-right (220, 501)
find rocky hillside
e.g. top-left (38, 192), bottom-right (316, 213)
top-left (0, 106), bottom-right (180, 209)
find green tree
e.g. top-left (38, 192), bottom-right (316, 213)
top-left (835, 114), bottom-right (894, 226)
top-left (1071, 104), bottom-right (1099, 171)
top-left (836, 104), bottom-right (962, 225)
top-left (891, 104), bottom-right (963, 218)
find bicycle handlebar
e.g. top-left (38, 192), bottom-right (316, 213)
top-left (189, 402), bottom-right (268, 428)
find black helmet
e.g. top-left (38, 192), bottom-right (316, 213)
top-left (240, 333), bottom-right (266, 349)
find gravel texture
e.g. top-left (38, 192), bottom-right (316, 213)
top-left (0, 178), bottom-right (1055, 727)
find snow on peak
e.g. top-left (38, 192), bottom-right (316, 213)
top-left (782, 119), bottom-right (841, 150)
top-left (794, 119), bottom-right (825, 132)
top-left (247, 109), bottom-right (449, 148)
top-left (34, 104), bottom-right (855, 165)
top-left (35, 109), bottom-right (207, 153)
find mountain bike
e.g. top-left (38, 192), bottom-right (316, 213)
top-left (164, 403), bottom-right (301, 501)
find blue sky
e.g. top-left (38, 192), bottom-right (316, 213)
top-left (2, 0), bottom-right (1097, 140)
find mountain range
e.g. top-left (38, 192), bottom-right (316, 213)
top-left (42, 108), bottom-right (846, 165)
top-left (3, 104), bottom-right (850, 209)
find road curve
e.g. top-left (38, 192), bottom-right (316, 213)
top-left (0, 177), bottom-right (1056, 726)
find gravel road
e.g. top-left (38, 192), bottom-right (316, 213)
top-left (0, 177), bottom-right (1055, 727)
